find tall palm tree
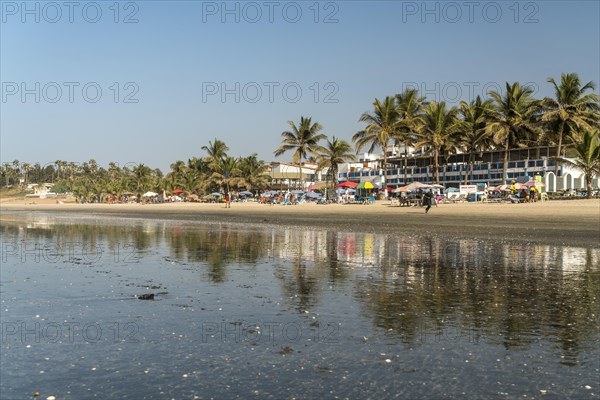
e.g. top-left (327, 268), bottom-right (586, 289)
top-left (202, 139), bottom-right (229, 169)
top-left (205, 156), bottom-right (241, 193)
top-left (317, 136), bottom-right (356, 188)
top-left (1, 163), bottom-right (10, 187)
top-left (413, 101), bottom-right (460, 184)
top-left (557, 129), bottom-right (600, 199)
top-left (238, 154), bottom-right (270, 191)
top-left (165, 160), bottom-right (187, 191)
top-left (457, 96), bottom-right (495, 184)
top-left (181, 169), bottom-right (202, 194)
top-left (12, 160), bottom-right (20, 184)
top-left (274, 116), bottom-right (326, 189)
top-left (353, 97), bottom-right (400, 191)
top-left (54, 160), bottom-right (64, 181)
top-left (131, 163), bottom-right (152, 199)
top-left (487, 82), bottom-right (541, 184)
top-left (395, 89), bottom-right (426, 184)
top-left (540, 73), bottom-right (600, 175)
top-left (21, 163), bottom-right (31, 186)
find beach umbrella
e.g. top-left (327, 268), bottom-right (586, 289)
top-left (498, 183), bottom-right (526, 191)
top-left (357, 182), bottom-right (374, 189)
top-left (310, 181), bottom-right (330, 190)
top-left (239, 191), bottom-right (253, 196)
top-left (172, 189), bottom-right (184, 194)
top-left (404, 181), bottom-right (432, 191)
top-left (211, 192), bottom-right (224, 197)
top-left (431, 184), bottom-right (445, 189)
top-left (142, 191), bottom-right (158, 197)
top-left (525, 181), bottom-right (546, 188)
top-left (393, 187), bottom-right (411, 193)
top-left (336, 188), bottom-right (356, 194)
top-left (336, 181), bottom-right (358, 188)
top-left (291, 189), bottom-right (304, 195)
top-left (305, 191), bottom-right (322, 199)
top-left (444, 187), bottom-right (460, 194)
top-left (261, 191), bottom-right (278, 197)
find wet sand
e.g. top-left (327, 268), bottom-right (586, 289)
top-left (2, 198), bottom-right (599, 248)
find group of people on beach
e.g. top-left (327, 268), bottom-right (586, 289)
top-left (509, 180), bottom-right (540, 203)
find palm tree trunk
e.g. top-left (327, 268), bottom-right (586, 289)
top-left (382, 153), bottom-right (388, 191)
top-left (434, 148), bottom-right (440, 184)
top-left (403, 148), bottom-right (408, 185)
top-left (298, 158), bottom-right (303, 190)
top-left (465, 152), bottom-right (474, 185)
top-left (555, 120), bottom-right (565, 176)
top-left (503, 139), bottom-right (509, 184)
top-left (586, 173), bottom-right (592, 199)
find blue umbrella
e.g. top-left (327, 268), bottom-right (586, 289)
top-left (291, 190), bottom-right (304, 195)
top-left (262, 191), bottom-right (278, 197)
top-left (305, 191), bottom-right (322, 199)
top-left (239, 191), bottom-right (253, 196)
top-left (211, 192), bottom-right (224, 197)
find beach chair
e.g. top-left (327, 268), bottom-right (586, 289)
top-left (450, 194), bottom-right (466, 203)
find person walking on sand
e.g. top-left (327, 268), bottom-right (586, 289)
top-left (225, 193), bottom-right (231, 208)
top-left (423, 190), bottom-right (433, 214)
top-left (529, 185), bottom-right (537, 203)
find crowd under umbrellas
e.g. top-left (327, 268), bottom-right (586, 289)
top-left (131, 176), bottom-right (548, 207)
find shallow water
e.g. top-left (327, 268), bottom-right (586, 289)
top-left (1, 212), bottom-right (599, 399)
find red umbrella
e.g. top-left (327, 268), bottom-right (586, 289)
top-left (335, 181), bottom-right (358, 188)
top-left (172, 189), bottom-right (184, 194)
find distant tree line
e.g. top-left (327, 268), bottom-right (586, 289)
top-left (3, 73), bottom-right (600, 199)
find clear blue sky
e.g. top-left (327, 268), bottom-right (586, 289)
top-left (1, 0), bottom-right (599, 172)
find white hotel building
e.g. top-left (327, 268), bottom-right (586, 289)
top-left (336, 145), bottom-right (598, 193)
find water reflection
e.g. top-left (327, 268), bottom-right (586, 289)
top-left (1, 214), bottom-right (599, 366)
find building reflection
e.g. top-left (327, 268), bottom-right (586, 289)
top-left (1, 215), bottom-right (598, 362)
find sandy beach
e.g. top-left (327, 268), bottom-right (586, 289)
top-left (1, 197), bottom-right (599, 248)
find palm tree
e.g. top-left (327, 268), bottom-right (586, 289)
top-left (21, 163), bottom-right (31, 187)
top-left (541, 73), bottom-right (600, 175)
top-left (457, 96), bottom-right (495, 184)
top-left (10, 160), bottom-right (20, 186)
top-left (413, 101), bottom-right (460, 184)
top-left (274, 116), bottom-right (326, 189)
top-left (557, 129), bottom-right (600, 199)
top-left (205, 156), bottom-right (241, 193)
top-left (352, 97), bottom-right (400, 191)
top-left (165, 160), bottom-right (186, 191)
top-left (131, 163), bottom-right (152, 199)
top-left (202, 139), bottom-right (229, 169)
top-left (317, 136), bottom-right (356, 188)
top-left (54, 160), bottom-right (64, 181)
top-left (181, 169), bottom-right (202, 194)
top-left (487, 82), bottom-right (541, 184)
top-left (238, 154), bottom-right (270, 191)
top-left (395, 89), bottom-right (426, 185)
top-left (1, 163), bottom-right (10, 187)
